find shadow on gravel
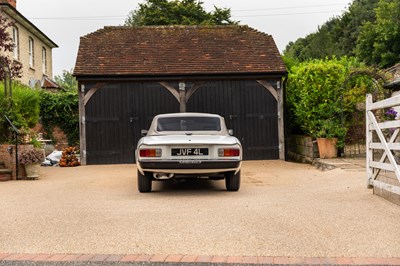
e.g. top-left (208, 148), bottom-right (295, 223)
top-left (151, 179), bottom-right (227, 194)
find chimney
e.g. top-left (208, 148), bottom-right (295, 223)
top-left (5, 0), bottom-right (16, 8)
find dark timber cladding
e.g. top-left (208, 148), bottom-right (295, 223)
top-left (84, 80), bottom-right (278, 164)
top-left (74, 25), bottom-right (287, 165)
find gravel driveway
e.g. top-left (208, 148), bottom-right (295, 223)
top-left (0, 160), bottom-right (399, 258)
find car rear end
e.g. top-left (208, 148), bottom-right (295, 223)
top-left (135, 113), bottom-right (242, 192)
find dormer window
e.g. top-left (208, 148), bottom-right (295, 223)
top-left (12, 26), bottom-right (19, 60)
top-left (29, 37), bottom-right (34, 68)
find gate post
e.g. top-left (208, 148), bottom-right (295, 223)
top-left (366, 94), bottom-right (373, 188)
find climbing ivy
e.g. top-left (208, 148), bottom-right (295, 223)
top-left (39, 90), bottom-right (79, 146)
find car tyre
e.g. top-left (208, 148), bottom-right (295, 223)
top-left (225, 170), bottom-right (241, 191)
top-left (137, 170), bottom-right (152, 193)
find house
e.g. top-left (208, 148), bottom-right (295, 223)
top-left (0, 0), bottom-right (58, 87)
top-left (74, 25), bottom-right (287, 165)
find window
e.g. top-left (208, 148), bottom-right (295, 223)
top-left (29, 37), bottom-right (34, 68)
top-left (12, 26), bottom-right (19, 59)
top-left (157, 117), bottom-right (221, 132)
top-left (42, 47), bottom-right (47, 73)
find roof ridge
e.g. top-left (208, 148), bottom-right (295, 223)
top-left (81, 24), bottom-right (272, 39)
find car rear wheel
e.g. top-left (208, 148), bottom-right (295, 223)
top-left (137, 170), bottom-right (152, 193)
top-left (225, 170), bottom-right (241, 191)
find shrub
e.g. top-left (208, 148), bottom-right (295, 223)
top-left (0, 82), bottom-right (41, 143)
top-left (287, 58), bottom-right (347, 141)
top-left (286, 57), bottom-right (383, 147)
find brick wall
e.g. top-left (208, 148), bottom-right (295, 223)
top-left (0, 144), bottom-right (32, 180)
top-left (33, 123), bottom-right (69, 151)
top-left (52, 126), bottom-right (69, 150)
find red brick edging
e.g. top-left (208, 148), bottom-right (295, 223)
top-left (1, 253), bottom-right (400, 265)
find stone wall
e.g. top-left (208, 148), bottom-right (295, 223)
top-left (286, 135), bottom-right (319, 163)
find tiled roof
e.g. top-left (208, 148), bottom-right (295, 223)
top-left (41, 76), bottom-right (60, 89)
top-left (74, 25), bottom-right (287, 77)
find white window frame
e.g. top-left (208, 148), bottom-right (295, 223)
top-left (42, 47), bottom-right (47, 73)
top-left (29, 37), bottom-right (34, 68)
top-left (12, 26), bottom-right (19, 60)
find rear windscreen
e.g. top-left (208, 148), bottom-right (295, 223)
top-left (157, 117), bottom-right (221, 131)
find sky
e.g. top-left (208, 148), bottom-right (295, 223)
top-left (16, 0), bottom-right (352, 77)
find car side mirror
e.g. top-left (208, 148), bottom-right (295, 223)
top-left (228, 129), bottom-right (233, 136)
top-left (141, 129), bottom-right (148, 136)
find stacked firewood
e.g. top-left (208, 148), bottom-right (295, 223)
top-left (59, 147), bottom-right (81, 167)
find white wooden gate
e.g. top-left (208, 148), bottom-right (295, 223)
top-left (366, 94), bottom-right (400, 195)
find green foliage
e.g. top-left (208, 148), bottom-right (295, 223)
top-left (54, 69), bottom-right (78, 91)
top-left (285, 0), bottom-right (400, 68)
top-left (0, 82), bottom-right (41, 143)
top-left (286, 57), bottom-right (385, 147)
top-left (287, 58), bottom-right (346, 141)
top-left (125, 0), bottom-right (237, 26)
top-left (40, 90), bottom-right (79, 146)
top-left (356, 0), bottom-right (400, 68)
top-left (284, 18), bottom-right (343, 62)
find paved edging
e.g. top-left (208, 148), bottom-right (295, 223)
top-left (1, 253), bottom-right (400, 265)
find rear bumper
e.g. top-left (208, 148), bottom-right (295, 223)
top-left (137, 160), bottom-right (241, 174)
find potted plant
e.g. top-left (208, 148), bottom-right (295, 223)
top-left (18, 147), bottom-right (44, 180)
top-left (315, 119), bottom-right (347, 159)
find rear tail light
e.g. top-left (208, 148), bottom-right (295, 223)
top-left (218, 148), bottom-right (240, 157)
top-left (139, 149), bottom-right (162, 157)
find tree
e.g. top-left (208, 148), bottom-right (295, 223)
top-left (284, 0), bottom-right (379, 63)
top-left (335, 0), bottom-right (379, 56)
top-left (125, 0), bottom-right (237, 26)
top-left (0, 14), bottom-right (22, 83)
top-left (54, 69), bottom-right (78, 91)
top-left (356, 0), bottom-right (400, 68)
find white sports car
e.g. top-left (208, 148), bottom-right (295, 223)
top-left (136, 113), bottom-right (242, 192)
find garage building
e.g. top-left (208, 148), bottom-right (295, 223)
top-left (74, 25), bottom-right (287, 165)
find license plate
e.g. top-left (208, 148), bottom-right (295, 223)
top-left (171, 148), bottom-right (208, 156)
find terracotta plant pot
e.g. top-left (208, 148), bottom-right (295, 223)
top-left (24, 163), bottom-right (41, 180)
top-left (316, 138), bottom-right (338, 159)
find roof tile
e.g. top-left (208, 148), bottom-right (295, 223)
top-left (74, 25), bottom-right (287, 77)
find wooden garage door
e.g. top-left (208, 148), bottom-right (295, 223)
top-left (85, 80), bottom-right (278, 164)
top-left (85, 82), bottom-right (178, 164)
top-left (187, 80), bottom-right (279, 160)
